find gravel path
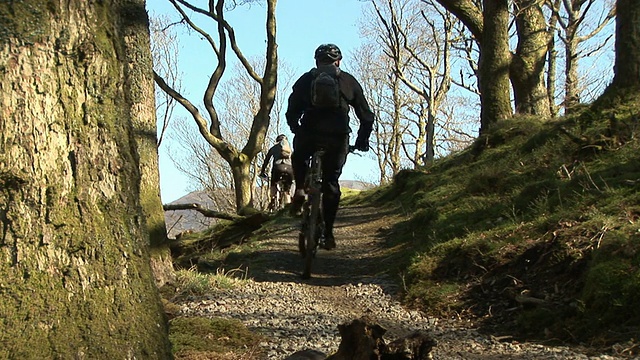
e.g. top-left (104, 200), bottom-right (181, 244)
top-left (176, 206), bottom-right (631, 359)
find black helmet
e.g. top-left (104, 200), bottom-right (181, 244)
top-left (314, 44), bottom-right (342, 62)
top-left (276, 134), bottom-right (286, 142)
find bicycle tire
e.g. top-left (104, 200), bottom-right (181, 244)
top-left (302, 189), bottom-right (322, 279)
top-left (302, 152), bottom-right (323, 279)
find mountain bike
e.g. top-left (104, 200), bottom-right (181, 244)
top-left (299, 145), bottom-right (359, 279)
top-left (299, 147), bottom-right (326, 279)
top-left (260, 173), bottom-right (292, 213)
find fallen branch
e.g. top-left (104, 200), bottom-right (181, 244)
top-left (163, 203), bottom-right (242, 221)
top-left (558, 126), bottom-right (587, 146)
top-left (168, 212), bottom-right (270, 268)
top-left (515, 294), bottom-right (547, 306)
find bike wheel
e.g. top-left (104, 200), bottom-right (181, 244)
top-left (302, 191), bottom-right (321, 279)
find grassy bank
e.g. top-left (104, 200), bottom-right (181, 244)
top-left (346, 94), bottom-right (640, 346)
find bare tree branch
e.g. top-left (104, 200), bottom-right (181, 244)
top-left (163, 203), bottom-right (243, 221)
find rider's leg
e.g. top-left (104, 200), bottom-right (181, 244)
top-left (280, 164), bottom-right (294, 205)
top-left (322, 191), bottom-right (340, 248)
top-left (283, 184), bottom-right (292, 204)
top-left (290, 132), bottom-right (314, 215)
top-left (268, 169), bottom-right (279, 210)
top-left (321, 135), bottom-right (350, 248)
top-left (268, 184), bottom-right (277, 209)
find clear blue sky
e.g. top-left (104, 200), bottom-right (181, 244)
top-left (147, 0), bottom-right (379, 203)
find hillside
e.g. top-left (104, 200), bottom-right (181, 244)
top-left (162, 93), bottom-right (640, 358)
top-left (345, 93), bottom-right (640, 347)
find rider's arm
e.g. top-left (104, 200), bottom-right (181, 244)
top-left (285, 74), bottom-right (310, 134)
top-left (260, 147), bottom-right (275, 175)
top-left (349, 76), bottom-right (375, 146)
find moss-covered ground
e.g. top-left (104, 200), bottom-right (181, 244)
top-left (344, 90), bottom-right (640, 346)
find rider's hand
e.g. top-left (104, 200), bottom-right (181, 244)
top-left (354, 138), bottom-right (370, 152)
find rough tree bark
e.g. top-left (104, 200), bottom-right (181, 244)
top-left (436, 0), bottom-right (552, 132)
top-left (478, 0), bottom-right (513, 132)
top-left (612, 0), bottom-right (640, 89)
top-left (125, 0), bottom-right (175, 287)
top-left (435, 0), bottom-right (513, 132)
top-left (510, 0), bottom-right (550, 117)
top-left (0, 0), bottom-right (171, 357)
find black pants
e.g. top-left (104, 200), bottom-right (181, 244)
top-left (271, 163), bottom-right (293, 191)
top-left (292, 131), bottom-right (349, 234)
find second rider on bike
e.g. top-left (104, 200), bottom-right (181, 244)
top-left (260, 134), bottom-right (294, 211)
top-left (286, 43), bottom-right (375, 250)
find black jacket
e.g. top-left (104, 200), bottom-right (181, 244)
top-left (286, 67), bottom-right (374, 142)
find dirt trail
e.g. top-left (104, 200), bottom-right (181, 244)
top-left (234, 205), bottom-right (401, 286)
top-left (180, 205), bottom-right (628, 359)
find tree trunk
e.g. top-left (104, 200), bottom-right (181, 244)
top-left (391, 80), bottom-right (403, 176)
top-left (232, 157), bottom-right (254, 213)
top-left (479, 0), bottom-right (513, 132)
top-left (124, 0), bottom-right (175, 287)
top-left (510, 0), bottom-right (551, 117)
top-left (416, 106), bottom-right (428, 166)
top-left (612, 0), bottom-right (640, 88)
top-left (425, 114), bottom-right (436, 163)
top-left (546, 0), bottom-right (561, 117)
top-left (0, 0), bottom-right (172, 357)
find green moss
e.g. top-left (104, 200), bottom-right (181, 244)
top-left (341, 95), bottom-right (640, 343)
top-left (580, 235), bottom-right (640, 334)
top-left (169, 317), bottom-right (262, 356)
top-left (0, 1), bottom-right (54, 44)
top-left (405, 278), bottom-right (464, 315)
top-left (1, 0), bottom-right (171, 357)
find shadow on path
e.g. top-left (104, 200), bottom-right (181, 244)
top-left (212, 205), bottom-right (403, 294)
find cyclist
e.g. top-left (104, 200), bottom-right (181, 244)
top-left (259, 134), bottom-right (294, 210)
top-left (286, 43), bottom-right (374, 250)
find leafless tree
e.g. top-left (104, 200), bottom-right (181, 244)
top-left (545, 0), bottom-right (562, 116)
top-left (355, 0), bottom-right (474, 182)
top-left (150, 14), bottom-right (183, 148)
top-left (510, 0), bottom-right (551, 117)
top-left (162, 56), bottom-right (295, 212)
top-left (546, 0), bottom-right (615, 113)
top-left (433, 0), bottom-right (556, 132)
top-left (351, 40), bottom-right (412, 183)
top-left (153, 0), bottom-right (278, 213)
top-left (370, 0), bottom-right (456, 164)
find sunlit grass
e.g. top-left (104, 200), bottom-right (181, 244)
top-left (353, 94), bottom-right (640, 344)
top-left (175, 266), bottom-right (247, 296)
